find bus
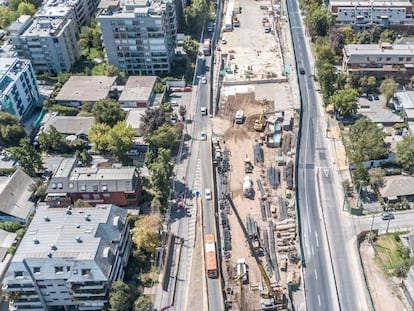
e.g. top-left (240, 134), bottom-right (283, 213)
top-left (205, 234), bottom-right (218, 278)
top-left (203, 38), bottom-right (211, 56)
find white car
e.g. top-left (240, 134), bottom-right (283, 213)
top-left (222, 38), bottom-right (227, 44)
top-left (200, 131), bottom-right (207, 141)
top-left (201, 77), bottom-right (207, 84)
top-left (205, 188), bottom-right (212, 200)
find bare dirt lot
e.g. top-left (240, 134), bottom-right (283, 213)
top-left (360, 241), bottom-right (407, 311)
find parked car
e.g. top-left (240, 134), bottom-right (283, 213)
top-left (200, 131), bottom-right (207, 140)
top-left (367, 94), bottom-right (373, 101)
top-left (373, 94), bottom-right (379, 100)
top-left (381, 212), bottom-right (394, 220)
top-left (299, 67), bottom-right (305, 74)
top-left (201, 77), bottom-right (207, 84)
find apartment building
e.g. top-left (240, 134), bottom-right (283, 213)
top-left (0, 57), bottom-right (40, 121)
top-left (37, 0), bottom-right (100, 28)
top-left (97, 0), bottom-right (177, 75)
top-left (2, 204), bottom-right (131, 311)
top-left (330, 0), bottom-right (413, 29)
top-left (342, 42), bottom-right (414, 80)
top-left (8, 15), bottom-right (80, 75)
top-left (46, 158), bottom-right (142, 207)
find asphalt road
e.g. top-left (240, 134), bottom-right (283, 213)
top-left (288, 0), bottom-right (369, 310)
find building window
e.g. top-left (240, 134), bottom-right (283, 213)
top-left (81, 269), bottom-right (91, 276)
top-left (69, 182), bottom-right (73, 188)
top-left (92, 184), bottom-right (98, 191)
top-left (14, 271), bottom-right (23, 278)
top-left (51, 183), bottom-right (57, 189)
top-left (102, 185), bottom-right (108, 191)
top-left (33, 267), bottom-right (41, 274)
top-left (57, 183), bottom-right (63, 189)
top-left (399, 57), bottom-right (404, 61)
top-left (407, 57), bottom-right (411, 61)
top-left (80, 185), bottom-right (86, 191)
top-left (55, 266), bottom-right (64, 274)
top-left (386, 57), bottom-right (391, 61)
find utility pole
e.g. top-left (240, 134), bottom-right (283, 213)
top-left (369, 215), bottom-right (375, 244)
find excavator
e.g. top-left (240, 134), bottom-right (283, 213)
top-left (254, 112), bottom-right (265, 131)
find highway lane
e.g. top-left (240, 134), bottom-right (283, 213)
top-left (288, 0), bottom-right (369, 309)
top-left (198, 56), bottom-right (224, 311)
top-left (287, 0), bottom-right (338, 309)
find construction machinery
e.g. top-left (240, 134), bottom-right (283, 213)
top-left (254, 112), bottom-right (265, 131)
top-left (244, 156), bottom-right (253, 173)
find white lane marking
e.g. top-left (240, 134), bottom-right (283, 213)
top-left (314, 269), bottom-right (318, 280)
top-left (315, 231), bottom-right (319, 247)
top-left (311, 246), bottom-right (314, 256)
top-left (318, 295), bottom-right (321, 306)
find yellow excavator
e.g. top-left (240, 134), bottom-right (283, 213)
top-left (254, 112), bottom-right (265, 131)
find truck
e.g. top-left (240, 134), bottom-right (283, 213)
top-left (235, 110), bottom-right (244, 124)
top-left (205, 234), bottom-right (218, 278)
top-left (236, 258), bottom-right (248, 284)
top-left (203, 38), bottom-right (211, 56)
top-left (243, 176), bottom-right (253, 198)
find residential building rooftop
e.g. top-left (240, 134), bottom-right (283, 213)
top-left (23, 17), bottom-right (70, 37)
top-left (330, 0), bottom-right (412, 7)
top-left (379, 175), bottom-right (414, 199)
top-left (41, 114), bottom-right (95, 136)
top-left (344, 43), bottom-right (414, 56)
top-left (0, 169), bottom-right (35, 223)
top-left (55, 76), bottom-right (117, 102)
top-left (119, 76), bottom-right (157, 103)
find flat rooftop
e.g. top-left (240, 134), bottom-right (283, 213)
top-left (55, 76), bottom-right (117, 102)
top-left (344, 44), bottom-right (414, 56)
top-left (119, 76), bottom-right (156, 103)
top-left (330, 0), bottom-right (411, 7)
top-left (358, 99), bottom-right (404, 124)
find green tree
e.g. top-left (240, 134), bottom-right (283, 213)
top-left (78, 26), bottom-right (94, 53)
top-left (353, 164), bottom-right (369, 190)
top-left (132, 214), bottom-right (162, 254)
top-left (318, 62), bottom-right (337, 100)
top-left (329, 88), bottom-right (358, 116)
top-left (179, 105), bottom-right (186, 121)
top-left (92, 99), bottom-right (126, 126)
top-left (17, 2), bottom-right (36, 16)
top-left (396, 135), bottom-right (414, 172)
top-left (37, 126), bottom-right (67, 153)
top-left (133, 295), bottom-right (153, 311)
top-left (140, 107), bottom-right (166, 136)
top-left (184, 0), bottom-right (208, 34)
top-left (346, 119), bottom-right (387, 164)
top-left (8, 138), bottom-right (43, 177)
top-left (0, 112), bottom-right (26, 148)
top-left (329, 27), bottom-right (346, 55)
top-left (145, 123), bottom-right (179, 150)
top-left (107, 121), bottom-right (135, 164)
top-left (368, 167), bottom-right (385, 189)
top-left (379, 77), bottom-right (397, 108)
top-left (340, 26), bottom-right (355, 44)
top-left (89, 123), bottom-right (111, 153)
top-left (307, 7), bottom-right (332, 38)
top-left (315, 41), bottom-right (336, 66)
top-left (75, 149), bottom-right (93, 166)
top-left (29, 179), bottom-right (47, 201)
top-left (183, 36), bottom-right (200, 61)
top-left (380, 29), bottom-right (397, 43)
top-left (147, 148), bottom-right (173, 210)
top-left (108, 281), bottom-right (132, 311)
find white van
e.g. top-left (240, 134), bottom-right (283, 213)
top-left (236, 258), bottom-right (248, 284)
top-left (201, 107), bottom-right (207, 115)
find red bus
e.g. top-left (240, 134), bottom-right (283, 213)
top-left (205, 234), bottom-right (218, 278)
top-left (203, 38), bottom-right (211, 56)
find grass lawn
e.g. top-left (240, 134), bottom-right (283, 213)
top-left (374, 234), bottom-right (405, 274)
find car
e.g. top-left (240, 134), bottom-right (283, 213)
top-left (205, 188), bottom-right (212, 200)
top-left (367, 94), bottom-right (373, 101)
top-left (201, 77), bottom-right (207, 84)
top-left (381, 212), bottom-right (394, 220)
top-left (299, 67), bottom-right (305, 75)
top-left (221, 38), bottom-right (227, 44)
top-left (373, 94), bottom-right (379, 100)
top-left (170, 100), bottom-right (178, 106)
top-left (200, 131), bottom-right (207, 141)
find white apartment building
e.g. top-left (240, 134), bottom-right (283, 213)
top-left (8, 15), bottom-right (80, 75)
top-left (330, 0), bottom-right (413, 29)
top-left (0, 57), bottom-right (40, 121)
top-left (97, 0), bottom-right (177, 75)
top-left (37, 0), bottom-right (100, 28)
top-left (2, 204), bottom-right (131, 311)
top-left (342, 42), bottom-right (414, 80)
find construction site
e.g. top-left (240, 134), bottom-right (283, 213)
top-left (211, 0), bottom-right (302, 309)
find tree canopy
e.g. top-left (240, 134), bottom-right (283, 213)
top-left (396, 135), bottom-right (414, 171)
top-left (368, 167), bottom-right (385, 189)
top-left (8, 138), bottom-right (43, 177)
top-left (132, 214), bottom-right (162, 254)
top-left (0, 112), bottom-right (26, 148)
top-left (346, 119), bottom-right (387, 164)
top-left (37, 126), bottom-right (68, 153)
top-left (92, 99), bottom-right (126, 126)
top-left (133, 295), bottom-right (153, 311)
top-left (184, 0), bottom-right (208, 35)
top-left (183, 36), bottom-right (200, 61)
top-left (329, 88), bottom-right (359, 116)
top-left (379, 77), bottom-right (397, 108)
top-left (140, 108), bottom-right (166, 136)
top-left (108, 281), bottom-right (132, 311)
top-left (307, 7), bottom-right (332, 38)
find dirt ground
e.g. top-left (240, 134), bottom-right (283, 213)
top-left (359, 241), bottom-right (407, 311)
